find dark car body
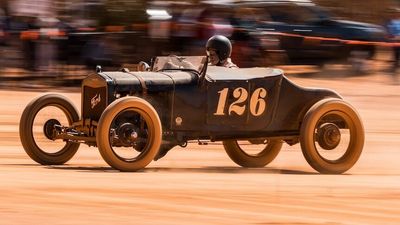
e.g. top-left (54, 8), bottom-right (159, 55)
top-left (20, 55), bottom-right (364, 173)
top-left (82, 56), bottom-right (340, 143)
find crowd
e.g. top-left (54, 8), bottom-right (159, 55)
top-left (0, 0), bottom-right (398, 84)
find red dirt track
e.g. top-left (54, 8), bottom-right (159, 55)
top-left (0, 73), bottom-right (399, 225)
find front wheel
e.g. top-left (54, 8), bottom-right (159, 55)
top-left (19, 93), bottom-right (80, 165)
top-left (223, 139), bottom-right (283, 168)
top-left (300, 98), bottom-right (364, 174)
top-left (97, 97), bottom-right (162, 171)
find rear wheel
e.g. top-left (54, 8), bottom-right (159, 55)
top-left (19, 94), bottom-right (80, 165)
top-left (223, 139), bottom-right (282, 168)
top-left (300, 98), bottom-right (364, 174)
top-left (97, 97), bottom-right (162, 171)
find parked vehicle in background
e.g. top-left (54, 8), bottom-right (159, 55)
top-left (237, 0), bottom-right (387, 70)
top-left (171, 0), bottom-right (387, 69)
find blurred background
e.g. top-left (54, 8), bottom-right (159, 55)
top-left (0, 0), bottom-right (400, 87)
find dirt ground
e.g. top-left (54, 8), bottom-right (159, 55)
top-left (0, 71), bottom-right (399, 225)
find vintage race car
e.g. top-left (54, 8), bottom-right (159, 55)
top-left (20, 55), bottom-right (364, 174)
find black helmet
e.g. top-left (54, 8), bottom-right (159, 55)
top-left (206, 35), bottom-right (232, 61)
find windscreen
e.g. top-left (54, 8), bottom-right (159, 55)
top-left (152, 56), bottom-right (207, 74)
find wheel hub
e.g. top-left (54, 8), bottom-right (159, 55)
top-left (248, 138), bottom-right (268, 145)
top-left (117, 123), bottom-right (138, 146)
top-left (43, 119), bottom-right (61, 140)
top-left (316, 123), bottom-right (341, 150)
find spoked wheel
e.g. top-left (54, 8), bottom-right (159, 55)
top-left (19, 94), bottom-right (80, 165)
top-left (97, 97), bottom-right (162, 171)
top-left (300, 98), bottom-right (364, 174)
top-left (223, 139), bottom-right (283, 168)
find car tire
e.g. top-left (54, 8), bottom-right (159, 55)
top-left (19, 93), bottom-right (80, 165)
top-left (223, 139), bottom-right (283, 168)
top-left (300, 98), bottom-right (364, 174)
top-left (97, 97), bottom-right (162, 171)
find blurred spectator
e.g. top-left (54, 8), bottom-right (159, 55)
top-left (171, 7), bottom-right (203, 54)
top-left (385, 7), bottom-right (400, 82)
top-left (35, 16), bottom-right (60, 72)
top-left (147, 8), bottom-right (172, 39)
top-left (230, 7), bottom-right (268, 68)
top-left (21, 16), bottom-right (39, 71)
top-left (196, 6), bottom-right (233, 44)
top-left (0, 7), bottom-right (6, 45)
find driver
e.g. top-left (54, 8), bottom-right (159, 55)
top-left (155, 36), bottom-right (237, 161)
top-left (206, 35), bottom-right (238, 68)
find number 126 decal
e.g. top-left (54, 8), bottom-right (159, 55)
top-left (214, 87), bottom-right (268, 116)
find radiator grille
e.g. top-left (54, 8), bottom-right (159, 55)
top-left (83, 86), bottom-right (107, 121)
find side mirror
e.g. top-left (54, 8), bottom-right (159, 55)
top-left (138, 61), bottom-right (150, 71)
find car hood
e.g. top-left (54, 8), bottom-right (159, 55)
top-left (330, 19), bottom-right (387, 41)
top-left (99, 71), bottom-right (199, 92)
top-left (332, 19), bottom-right (383, 30)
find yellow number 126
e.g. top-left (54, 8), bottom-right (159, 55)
top-left (214, 87), bottom-right (267, 116)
